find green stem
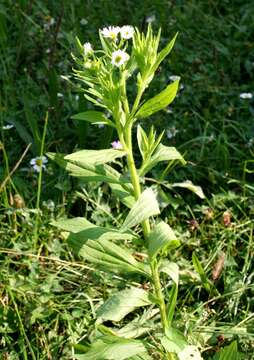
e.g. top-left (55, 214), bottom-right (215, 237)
top-left (151, 260), bottom-right (169, 332)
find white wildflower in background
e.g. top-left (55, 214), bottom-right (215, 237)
top-left (111, 50), bottom-right (130, 67)
top-left (83, 42), bottom-right (93, 56)
top-left (2, 124), bottom-right (14, 130)
top-left (169, 75), bottom-right (181, 82)
top-left (178, 346), bottom-right (203, 360)
top-left (111, 140), bottom-right (123, 149)
top-left (80, 18), bottom-right (88, 26)
top-left (120, 25), bottom-right (134, 39)
top-left (57, 92), bottom-right (64, 98)
top-left (239, 92), bottom-right (253, 99)
top-left (100, 26), bottom-right (120, 41)
top-left (166, 127), bottom-right (179, 139)
top-left (146, 15), bottom-right (156, 23)
top-left (30, 156), bottom-right (48, 173)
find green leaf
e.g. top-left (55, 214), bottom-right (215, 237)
top-left (47, 152), bottom-right (129, 184)
top-left (75, 335), bottom-right (150, 360)
top-left (192, 253), bottom-right (212, 293)
top-left (121, 188), bottom-right (160, 230)
top-left (109, 183), bottom-right (135, 208)
top-left (70, 237), bottom-right (149, 277)
top-left (139, 144), bottom-right (186, 176)
top-left (136, 80), bottom-right (179, 119)
top-left (52, 217), bottom-right (135, 241)
top-left (71, 111), bottom-right (115, 127)
top-left (148, 221), bottom-right (180, 260)
top-left (159, 260), bottom-right (179, 285)
top-left (97, 287), bottom-right (151, 323)
top-left (152, 33), bottom-right (178, 73)
top-left (161, 327), bottom-right (187, 354)
top-left (212, 341), bottom-right (240, 360)
top-left (65, 148), bottom-right (126, 166)
top-left (137, 125), bottom-right (149, 160)
top-left (172, 181), bottom-right (205, 199)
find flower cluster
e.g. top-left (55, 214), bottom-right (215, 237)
top-left (100, 25), bottom-right (134, 41)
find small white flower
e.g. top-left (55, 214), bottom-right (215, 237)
top-left (120, 25), bottom-right (134, 39)
top-left (49, 17), bottom-right (55, 26)
top-left (83, 42), bottom-right (93, 56)
top-left (30, 156), bottom-right (48, 173)
top-left (80, 18), bottom-right (88, 26)
top-left (111, 140), bottom-right (123, 149)
top-left (100, 26), bottom-right (120, 41)
top-left (57, 92), bottom-right (64, 98)
top-left (75, 94), bottom-right (80, 101)
top-left (146, 15), bottom-right (156, 23)
top-left (111, 50), bottom-right (130, 67)
top-left (240, 92), bottom-right (253, 99)
top-left (178, 346), bottom-right (203, 360)
top-left (3, 124), bottom-right (14, 130)
top-left (166, 127), bottom-right (178, 139)
top-left (169, 75), bottom-right (181, 82)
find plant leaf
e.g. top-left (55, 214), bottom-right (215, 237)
top-left (152, 33), bottom-right (178, 73)
top-left (70, 237), bottom-right (149, 277)
top-left (192, 253), bottom-right (212, 293)
top-left (135, 80), bottom-right (179, 119)
top-left (109, 183), bottom-right (136, 208)
top-left (172, 180), bottom-right (205, 199)
top-left (65, 148), bottom-right (126, 166)
top-left (137, 125), bottom-right (149, 161)
top-left (139, 144), bottom-right (186, 176)
top-left (71, 111), bottom-right (115, 127)
top-left (47, 152), bottom-right (129, 184)
top-left (148, 221), bottom-right (180, 260)
top-left (97, 287), bottom-right (151, 323)
top-left (121, 188), bottom-right (160, 230)
top-left (75, 335), bottom-right (150, 360)
top-left (159, 260), bottom-right (179, 285)
top-left (161, 327), bottom-right (187, 354)
top-left (212, 341), bottom-right (240, 360)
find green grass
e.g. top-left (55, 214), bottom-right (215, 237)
top-left (1, 0), bottom-right (254, 359)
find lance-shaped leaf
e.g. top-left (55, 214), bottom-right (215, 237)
top-left (135, 80), bottom-right (179, 119)
top-left (172, 180), bottom-right (205, 199)
top-left (148, 221), bottom-right (180, 260)
top-left (65, 148), bottom-right (126, 166)
top-left (121, 188), bottom-right (160, 231)
top-left (214, 341), bottom-right (239, 360)
top-left (52, 217), bottom-right (136, 242)
top-left (71, 110), bottom-right (115, 127)
top-left (152, 33), bottom-right (178, 73)
top-left (139, 144), bottom-right (186, 176)
top-left (47, 152), bottom-right (130, 185)
top-left (70, 237), bottom-right (150, 277)
top-left (75, 335), bottom-right (151, 360)
top-left (97, 287), bottom-right (151, 323)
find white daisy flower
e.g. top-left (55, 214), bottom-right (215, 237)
top-left (30, 156), bottom-right (48, 173)
top-left (3, 124), bottom-right (14, 130)
top-left (178, 345), bottom-right (203, 360)
top-left (240, 92), bottom-right (253, 99)
top-left (169, 75), bottom-right (181, 82)
top-left (111, 50), bottom-right (130, 67)
top-left (120, 25), bottom-right (134, 39)
top-left (83, 42), bottom-right (93, 56)
top-left (100, 26), bottom-right (120, 41)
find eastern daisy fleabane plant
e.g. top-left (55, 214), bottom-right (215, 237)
top-left (100, 26), bottom-right (120, 41)
top-left (120, 25), bottom-right (134, 39)
top-left (30, 156), bottom-right (48, 172)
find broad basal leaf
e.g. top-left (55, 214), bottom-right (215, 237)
top-left (135, 80), bottom-right (179, 119)
top-left (121, 188), bottom-right (160, 231)
top-left (75, 335), bottom-right (150, 360)
top-left (97, 287), bottom-right (151, 322)
top-left (71, 110), bottom-right (115, 127)
top-left (148, 221), bottom-right (180, 260)
top-left (139, 144), bottom-right (186, 176)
